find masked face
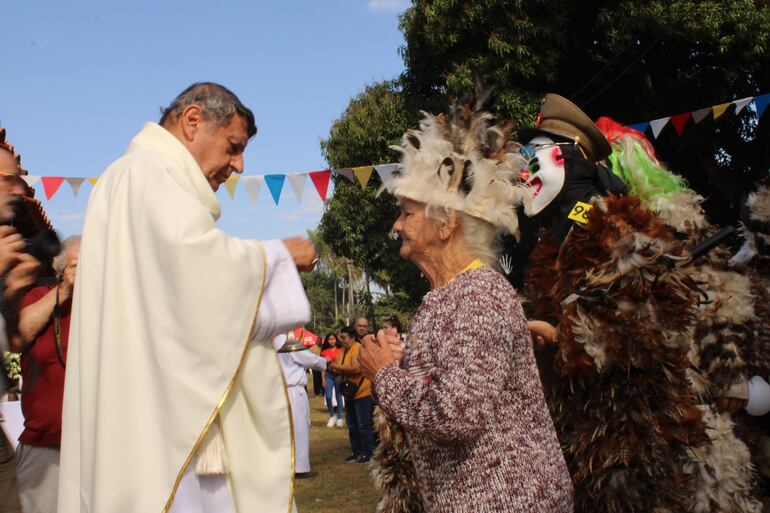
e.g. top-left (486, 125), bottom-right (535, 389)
top-left (520, 136), bottom-right (566, 216)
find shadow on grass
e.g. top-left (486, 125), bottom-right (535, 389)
top-left (294, 393), bottom-right (379, 513)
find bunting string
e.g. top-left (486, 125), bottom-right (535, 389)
top-left (20, 163), bottom-right (403, 204)
top-left (22, 92), bottom-right (768, 203)
top-left (628, 92), bottom-right (769, 140)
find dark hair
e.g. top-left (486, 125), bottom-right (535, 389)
top-left (321, 332), bottom-right (337, 351)
top-left (382, 315), bottom-right (402, 333)
top-left (159, 82), bottom-right (257, 139)
top-left (339, 326), bottom-right (359, 342)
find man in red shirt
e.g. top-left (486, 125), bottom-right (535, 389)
top-left (11, 235), bottom-right (79, 513)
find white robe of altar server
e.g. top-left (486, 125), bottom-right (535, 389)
top-left (58, 122), bottom-right (309, 513)
top-left (273, 336), bottom-right (327, 474)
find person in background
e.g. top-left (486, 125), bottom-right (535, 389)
top-left (273, 333), bottom-right (327, 478)
top-left (354, 317), bottom-right (370, 340)
top-left (308, 334), bottom-right (324, 397)
top-left (320, 333), bottom-right (343, 428)
top-left (0, 140), bottom-right (43, 513)
top-left (328, 326), bottom-right (373, 464)
top-left (10, 236), bottom-right (80, 513)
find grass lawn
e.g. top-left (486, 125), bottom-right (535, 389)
top-left (294, 390), bottom-right (379, 513)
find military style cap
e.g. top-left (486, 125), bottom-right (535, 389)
top-left (519, 93), bottom-right (611, 162)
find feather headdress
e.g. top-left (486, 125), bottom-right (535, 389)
top-left (386, 91), bottom-right (529, 237)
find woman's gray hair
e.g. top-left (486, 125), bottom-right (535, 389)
top-left (159, 82), bottom-right (257, 138)
top-left (53, 236), bottom-right (81, 275)
top-left (424, 204), bottom-right (500, 267)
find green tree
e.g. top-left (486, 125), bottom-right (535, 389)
top-left (399, 0), bottom-right (770, 225)
top-left (318, 81), bottom-right (429, 321)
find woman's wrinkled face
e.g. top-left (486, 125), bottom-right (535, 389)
top-left (392, 198), bottom-right (441, 262)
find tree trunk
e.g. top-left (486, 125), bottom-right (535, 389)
top-left (364, 268), bottom-right (375, 328)
top-left (333, 271), bottom-right (339, 320)
top-left (347, 261), bottom-right (355, 325)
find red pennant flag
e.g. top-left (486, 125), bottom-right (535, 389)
top-left (41, 177), bottom-right (65, 200)
top-left (309, 170), bottom-right (331, 201)
top-left (669, 112), bottom-right (691, 135)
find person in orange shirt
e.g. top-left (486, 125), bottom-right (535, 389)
top-left (328, 326), bottom-right (373, 464)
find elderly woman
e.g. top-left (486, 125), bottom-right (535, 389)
top-left (359, 98), bottom-right (573, 513)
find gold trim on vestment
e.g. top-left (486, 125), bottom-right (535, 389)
top-left (162, 242), bottom-right (272, 512)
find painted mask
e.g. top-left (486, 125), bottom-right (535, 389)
top-left (520, 135), bottom-right (567, 216)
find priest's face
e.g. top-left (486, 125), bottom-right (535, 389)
top-left (190, 115), bottom-right (249, 191)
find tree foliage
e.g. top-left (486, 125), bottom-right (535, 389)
top-left (399, 0), bottom-right (770, 224)
top-left (318, 81), bottom-right (429, 318)
top-left (317, 0), bottom-right (770, 320)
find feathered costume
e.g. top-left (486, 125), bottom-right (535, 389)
top-left (595, 118), bottom-right (762, 513)
top-left (515, 94), bottom-right (757, 513)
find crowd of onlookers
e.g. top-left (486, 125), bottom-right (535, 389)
top-left (309, 316), bottom-right (402, 466)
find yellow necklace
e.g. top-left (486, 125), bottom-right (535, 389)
top-left (448, 258), bottom-right (485, 284)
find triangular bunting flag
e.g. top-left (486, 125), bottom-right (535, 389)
top-left (21, 175), bottom-right (40, 188)
top-left (628, 123), bottom-right (649, 134)
top-left (241, 176), bottom-right (264, 205)
top-left (374, 163), bottom-right (400, 185)
top-left (649, 117), bottom-right (670, 139)
top-left (733, 97), bottom-right (754, 114)
top-left (287, 174), bottom-right (307, 203)
top-left (669, 112), bottom-right (691, 135)
top-left (353, 166), bottom-right (374, 189)
top-left (309, 170), bottom-right (331, 201)
top-left (713, 102), bottom-right (731, 119)
top-left (87, 177), bottom-right (98, 186)
top-left (691, 108), bottom-right (712, 124)
top-left (755, 94), bottom-right (770, 120)
top-left (66, 177), bottom-right (85, 197)
top-left (41, 177), bottom-right (65, 200)
top-left (223, 176), bottom-right (239, 199)
top-left (265, 174), bottom-right (286, 205)
top-left (334, 168), bottom-right (355, 183)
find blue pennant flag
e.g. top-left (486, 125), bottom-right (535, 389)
top-left (754, 94), bottom-right (770, 120)
top-left (629, 122), bottom-right (650, 133)
top-left (264, 174), bottom-right (286, 205)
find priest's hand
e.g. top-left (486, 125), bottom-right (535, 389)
top-left (360, 334), bottom-right (397, 382)
top-left (282, 237), bottom-right (317, 272)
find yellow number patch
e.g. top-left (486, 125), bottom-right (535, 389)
top-left (568, 201), bottom-right (593, 224)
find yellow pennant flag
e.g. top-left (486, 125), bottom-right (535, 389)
top-left (224, 176), bottom-right (239, 199)
top-left (712, 102), bottom-right (731, 120)
top-left (87, 177), bottom-right (98, 186)
top-left (353, 166), bottom-right (374, 189)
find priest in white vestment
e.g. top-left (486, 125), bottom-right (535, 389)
top-left (58, 83), bottom-right (317, 513)
top-left (273, 334), bottom-right (327, 476)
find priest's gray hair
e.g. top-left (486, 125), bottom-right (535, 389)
top-left (424, 204), bottom-right (499, 267)
top-left (53, 235), bottom-right (81, 275)
top-left (159, 82), bottom-right (257, 138)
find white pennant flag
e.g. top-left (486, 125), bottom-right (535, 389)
top-left (22, 175), bottom-right (40, 188)
top-left (241, 176), bottom-right (264, 205)
top-left (691, 108), bottom-right (712, 124)
top-left (287, 174), bottom-right (307, 203)
top-left (374, 163), bottom-right (401, 186)
top-left (66, 177), bottom-right (85, 197)
top-left (733, 97), bottom-right (754, 114)
top-left (649, 117), bottom-right (670, 139)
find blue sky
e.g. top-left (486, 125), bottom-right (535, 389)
top-left (0, 0), bottom-right (410, 239)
